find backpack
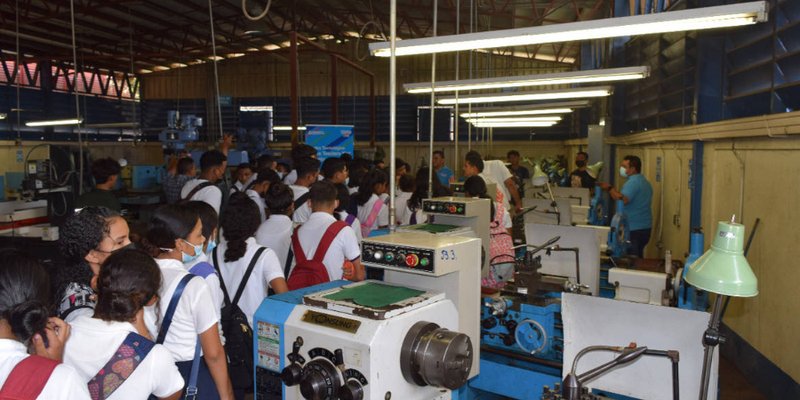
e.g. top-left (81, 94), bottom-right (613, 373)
top-left (0, 355), bottom-right (59, 400)
top-left (180, 181), bottom-right (215, 203)
top-left (288, 221), bottom-right (347, 290)
top-left (87, 332), bottom-right (154, 400)
top-left (212, 246), bottom-right (267, 390)
top-left (360, 199), bottom-right (384, 238)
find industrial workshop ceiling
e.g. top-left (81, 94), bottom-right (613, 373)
top-left (0, 0), bottom-right (612, 72)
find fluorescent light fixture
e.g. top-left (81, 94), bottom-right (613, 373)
top-left (207, 55), bottom-right (224, 61)
top-left (273, 126), bottom-right (306, 131)
top-left (239, 106), bottom-right (272, 112)
top-left (370, 1), bottom-right (768, 57)
top-left (263, 44), bottom-right (281, 51)
top-left (226, 53), bottom-right (245, 58)
top-left (152, 66), bottom-right (170, 71)
top-left (460, 100), bottom-right (590, 118)
top-left (471, 121), bottom-right (557, 128)
top-left (405, 66), bottom-right (649, 94)
top-left (26, 118), bottom-right (83, 127)
top-left (438, 86), bottom-right (612, 105)
top-left (465, 116), bottom-right (562, 123)
top-left (0, 113), bottom-right (6, 120)
top-left (461, 108), bottom-right (571, 118)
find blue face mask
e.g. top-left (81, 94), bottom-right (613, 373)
top-left (619, 166), bottom-right (629, 178)
top-left (205, 239), bottom-right (217, 256)
top-left (181, 239), bottom-right (204, 264)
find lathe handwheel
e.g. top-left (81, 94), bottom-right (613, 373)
top-left (514, 319), bottom-right (548, 355)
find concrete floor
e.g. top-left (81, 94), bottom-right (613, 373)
top-left (719, 355), bottom-right (767, 400)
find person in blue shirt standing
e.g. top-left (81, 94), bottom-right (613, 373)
top-left (433, 150), bottom-right (454, 187)
top-left (600, 155), bottom-right (653, 258)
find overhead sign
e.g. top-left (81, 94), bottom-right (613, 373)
top-left (305, 124), bottom-right (354, 161)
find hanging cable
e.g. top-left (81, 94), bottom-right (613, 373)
top-left (14, 0), bottom-right (21, 143)
top-left (208, 0), bottom-right (224, 143)
top-left (388, 0), bottom-right (397, 232)
top-left (467, 0), bottom-right (474, 151)
top-left (69, 0), bottom-right (84, 195)
top-left (427, 0), bottom-right (438, 200)
top-left (453, 0), bottom-right (460, 175)
top-left (127, 8), bottom-right (139, 142)
top-left (242, 0), bottom-right (272, 21)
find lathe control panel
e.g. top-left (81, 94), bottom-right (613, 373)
top-left (362, 242), bottom-right (435, 273)
top-left (423, 199), bottom-right (467, 215)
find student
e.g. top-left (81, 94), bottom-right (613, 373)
top-left (463, 176), bottom-right (515, 288)
top-left (256, 183), bottom-right (295, 272)
top-left (181, 150), bottom-right (227, 214)
top-left (354, 169), bottom-right (389, 237)
top-left (184, 201), bottom-right (225, 316)
top-left (63, 249), bottom-right (184, 400)
top-left (463, 150), bottom-right (523, 213)
top-left (254, 154), bottom-right (276, 172)
top-left (164, 157), bottom-right (197, 204)
top-left (321, 157), bottom-right (348, 185)
top-left (282, 144), bottom-right (317, 185)
top-left (55, 207), bottom-right (132, 323)
top-left (289, 157), bottom-right (321, 224)
top-left (334, 183), bottom-right (363, 242)
top-left (140, 205), bottom-right (233, 400)
top-left (0, 248), bottom-right (89, 400)
top-left (275, 162), bottom-right (290, 180)
top-left (395, 173), bottom-right (423, 226)
top-left (292, 181), bottom-right (365, 284)
top-left (229, 163), bottom-right (254, 194)
top-left (76, 158), bottom-right (122, 212)
top-left (247, 169), bottom-right (281, 222)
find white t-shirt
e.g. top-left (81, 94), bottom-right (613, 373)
top-left (145, 258), bottom-right (219, 362)
top-left (294, 212), bottom-right (361, 281)
top-left (185, 252), bottom-right (224, 320)
top-left (63, 316), bottom-right (184, 399)
top-left (180, 179), bottom-right (222, 214)
top-left (245, 189), bottom-right (267, 222)
top-left (356, 194), bottom-right (389, 234)
top-left (0, 339), bottom-right (89, 400)
top-left (283, 169), bottom-right (298, 185)
top-left (213, 238), bottom-right (284, 327)
top-left (337, 211), bottom-right (363, 243)
top-left (482, 160), bottom-right (513, 210)
top-left (289, 185), bottom-right (312, 223)
top-left (394, 191), bottom-right (425, 225)
top-left (255, 214), bottom-right (294, 271)
top-left (230, 180), bottom-right (248, 194)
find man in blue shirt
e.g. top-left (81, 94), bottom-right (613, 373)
top-left (600, 155), bottom-right (653, 258)
top-left (433, 150), bottom-right (453, 187)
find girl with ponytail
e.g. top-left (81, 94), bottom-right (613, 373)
top-left (63, 249), bottom-right (184, 399)
top-left (0, 248), bottom-right (89, 399)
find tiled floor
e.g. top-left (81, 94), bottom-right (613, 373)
top-left (719, 355), bottom-right (766, 400)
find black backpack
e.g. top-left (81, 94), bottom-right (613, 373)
top-left (212, 246), bottom-right (267, 390)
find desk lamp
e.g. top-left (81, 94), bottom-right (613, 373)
top-left (586, 161), bottom-right (604, 179)
top-left (684, 217), bottom-right (758, 400)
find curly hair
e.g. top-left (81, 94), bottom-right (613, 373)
top-left (0, 248), bottom-right (51, 344)
top-left (220, 192), bottom-right (260, 262)
top-left (94, 249), bottom-right (161, 322)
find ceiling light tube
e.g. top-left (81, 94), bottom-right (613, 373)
top-left (459, 100), bottom-right (590, 118)
top-left (25, 118), bottom-right (83, 127)
top-left (273, 126), bottom-right (306, 131)
top-left (461, 108), bottom-right (572, 118)
top-left (405, 66), bottom-right (649, 94)
top-left (471, 121), bottom-right (558, 128)
top-left (370, 2), bottom-right (768, 57)
top-left (439, 86), bottom-right (612, 105)
top-left (465, 116), bottom-right (563, 123)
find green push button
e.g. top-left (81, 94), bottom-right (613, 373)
top-left (420, 257), bottom-right (430, 267)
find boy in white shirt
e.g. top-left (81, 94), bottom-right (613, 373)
top-left (256, 182), bottom-right (296, 277)
top-left (180, 150), bottom-right (227, 214)
top-left (289, 157), bottom-right (321, 224)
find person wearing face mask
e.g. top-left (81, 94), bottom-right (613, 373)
top-left (570, 151), bottom-right (597, 189)
top-left (184, 201), bottom-right (225, 319)
top-left (140, 205), bottom-right (234, 400)
top-left (55, 207), bottom-right (132, 323)
top-left (599, 155), bottom-right (653, 258)
top-left (181, 150), bottom-right (228, 215)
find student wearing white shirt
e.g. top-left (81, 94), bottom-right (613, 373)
top-left (321, 157), bottom-right (348, 185)
top-left (394, 173), bottom-right (421, 226)
top-left (141, 205), bottom-right (233, 400)
top-left (354, 169), bottom-right (390, 237)
top-left (216, 193), bottom-right (288, 327)
top-left (334, 183), bottom-right (363, 242)
top-left (184, 201), bottom-right (225, 317)
top-left (283, 144), bottom-right (317, 185)
top-left (244, 171), bottom-right (274, 223)
top-left (293, 181), bottom-right (366, 282)
top-left (463, 176), bottom-right (515, 288)
top-left (0, 249), bottom-right (89, 400)
top-left (289, 157), bottom-right (321, 224)
top-left (181, 150), bottom-right (227, 214)
top-left (229, 163), bottom-right (253, 194)
top-left (256, 183), bottom-right (296, 271)
top-left (463, 151), bottom-right (523, 213)
top-left (64, 250), bottom-right (183, 400)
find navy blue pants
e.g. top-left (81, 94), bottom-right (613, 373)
top-left (176, 357), bottom-right (221, 400)
top-left (629, 228), bottom-right (652, 258)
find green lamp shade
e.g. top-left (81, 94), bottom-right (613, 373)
top-left (531, 164), bottom-right (549, 187)
top-left (685, 221), bottom-right (758, 297)
top-left (587, 161), bottom-right (604, 179)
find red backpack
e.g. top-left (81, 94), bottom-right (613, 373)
top-left (288, 221), bottom-right (348, 290)
top-left (0, 355), bottom-right (59, 400)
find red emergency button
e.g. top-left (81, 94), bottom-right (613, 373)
top-left (406, 254), bottom-right (419, 267)
top-left (448, 205), bottom-right (457, 213)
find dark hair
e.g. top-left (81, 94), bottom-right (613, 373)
top-left (255, 154), bottom-right (275, 170)
top-left (185, 201), bottom-right (218, 240)
top-left (408, 167), bottom-right (451, 211)
top-left (220, 193), bottom-right (260, 262)
top-left (433, 150), bottom-right (445, 158)
top-left (465, 150), bottom-right (484, 172)
top-left (395, 158), bottom-right (409, 172)
top-left (141, 204), bottom-right (199, 257)
top-left (355, 169), bottom-right (388, 206)
top-left (577, 151), bottom-right (589, 159)
top-left (347, 162), bottom-right (370, 189)
top-left (624, 155), bottom-right (642, 172)
top-left (463, 175), bottom-right (495, 221)
top-left (253, 168), bottom-right (280, 186)
top-left (236, 163), bottom-right (253, 173)
top-left (94, 249), bottom-right (161, 322)
top-left (340, 153), bottom-right (353, 162)
top-left (177, 157), bottom-right (195, 175)
top-left (291, 144), bottom-right (317, 162)
top-left (266, 182), bottom-right (294, 217)
top-left (277, 162), bottom-right (290, 171)
top-left (91, 158), bottom-right (121, 185)
top-left (293, 157), bottom-right (320, 181)
top-left (309, 181), bottom-right (338, 207)
top-left (200, 150), bottom-right (227, 171)
top-left (334, 183), bottom-right (351, 216)
top-left (321, 158), bottom-right (347, 180)
top-left (398, 173), bottom-right (416, 193)
top-left (0, 249), bottom-right (50, 344)
top-left (507, 150), bottom-right (520, 158)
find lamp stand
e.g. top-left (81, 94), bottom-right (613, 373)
top-left (699, 294), bottom-right (726, 400)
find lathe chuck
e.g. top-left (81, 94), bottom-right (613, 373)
top-left (400, 321), bottom-right (473, 390)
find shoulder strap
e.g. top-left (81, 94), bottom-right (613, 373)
top-left (344, 213), bottom-right (356, 226)
top-left (183, 181), bottom-right (215, 201)
top-left (291, 226), bottom-right (307, 265)
top-left (212, 247), bottom-right (231, 306)
top-left (293, 192), bottom-right (310, 210)
top-left (362, 199), bottom-right (384, 230)
top-left (284, 248), bottom-right (294, 278)
top-left (313, 221), bottom-right (347, 262)
top-left (410, 210), bottom-right (418, 225)
top-left (156, 274), bottom-right (194, 345)
top-left (0, 355), bottom-right (59, 400)
top-left (232, 247), bottom-right (267, 306)
top-left (87, 332), bottom-right (154, 400)
top-left (189, 262), bottom-right (216, 279)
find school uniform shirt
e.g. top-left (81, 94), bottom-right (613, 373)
top-left (336, 211), bottom-right (363, 243)
top-left (255, 214), bottom-right (294, 272)
top-left (283, 169), bottom-right (297, 185)
top-left (180, 179), bottom-right (222, 215)
top-left (229, 180), bottom-right (248, 194)
top-left (482, 160), bottom-right (514, 210)
top-left (357, 194), bottom-right (389, 234)
top-left (0, 339), bottom-right (90, 400)
top-left (394, 191), bottom-right (424, 226)
top-left (185, 253), bottom-right (224, 320)
top-left (213, 238), bottom-right (284, 327)
top-left (478, 172), bottom-right (508, 212)
top-left (63, 316), bottom-right (184, 399)
top-left (289, 185), bottom-right (312, 224)
top-left (146, 258), bottom-right (219, 362)
top-left (294, 212), bottom-right (361, 281)
top-left (246, 189), bottom-right (268, 222)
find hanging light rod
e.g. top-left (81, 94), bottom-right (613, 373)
top-left (460, 100), bottom-right (590, 118)
top-left (438, 86), bottom-right (612, 105)
top-left (25, 118), bottom-right (83, 127)
top-left (471, 121), bottom-right (558, 128)
top-left (465, 116), bottom-right (563, 123)
top-left (273, 126), bottom-right (306, 131)
top-left (370, 2), bottom-right (768, 57)
top-left (404, 66), bottom-right (649, 94)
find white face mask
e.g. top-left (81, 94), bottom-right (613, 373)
top-left (619, 166), bottom-right (629, 178)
